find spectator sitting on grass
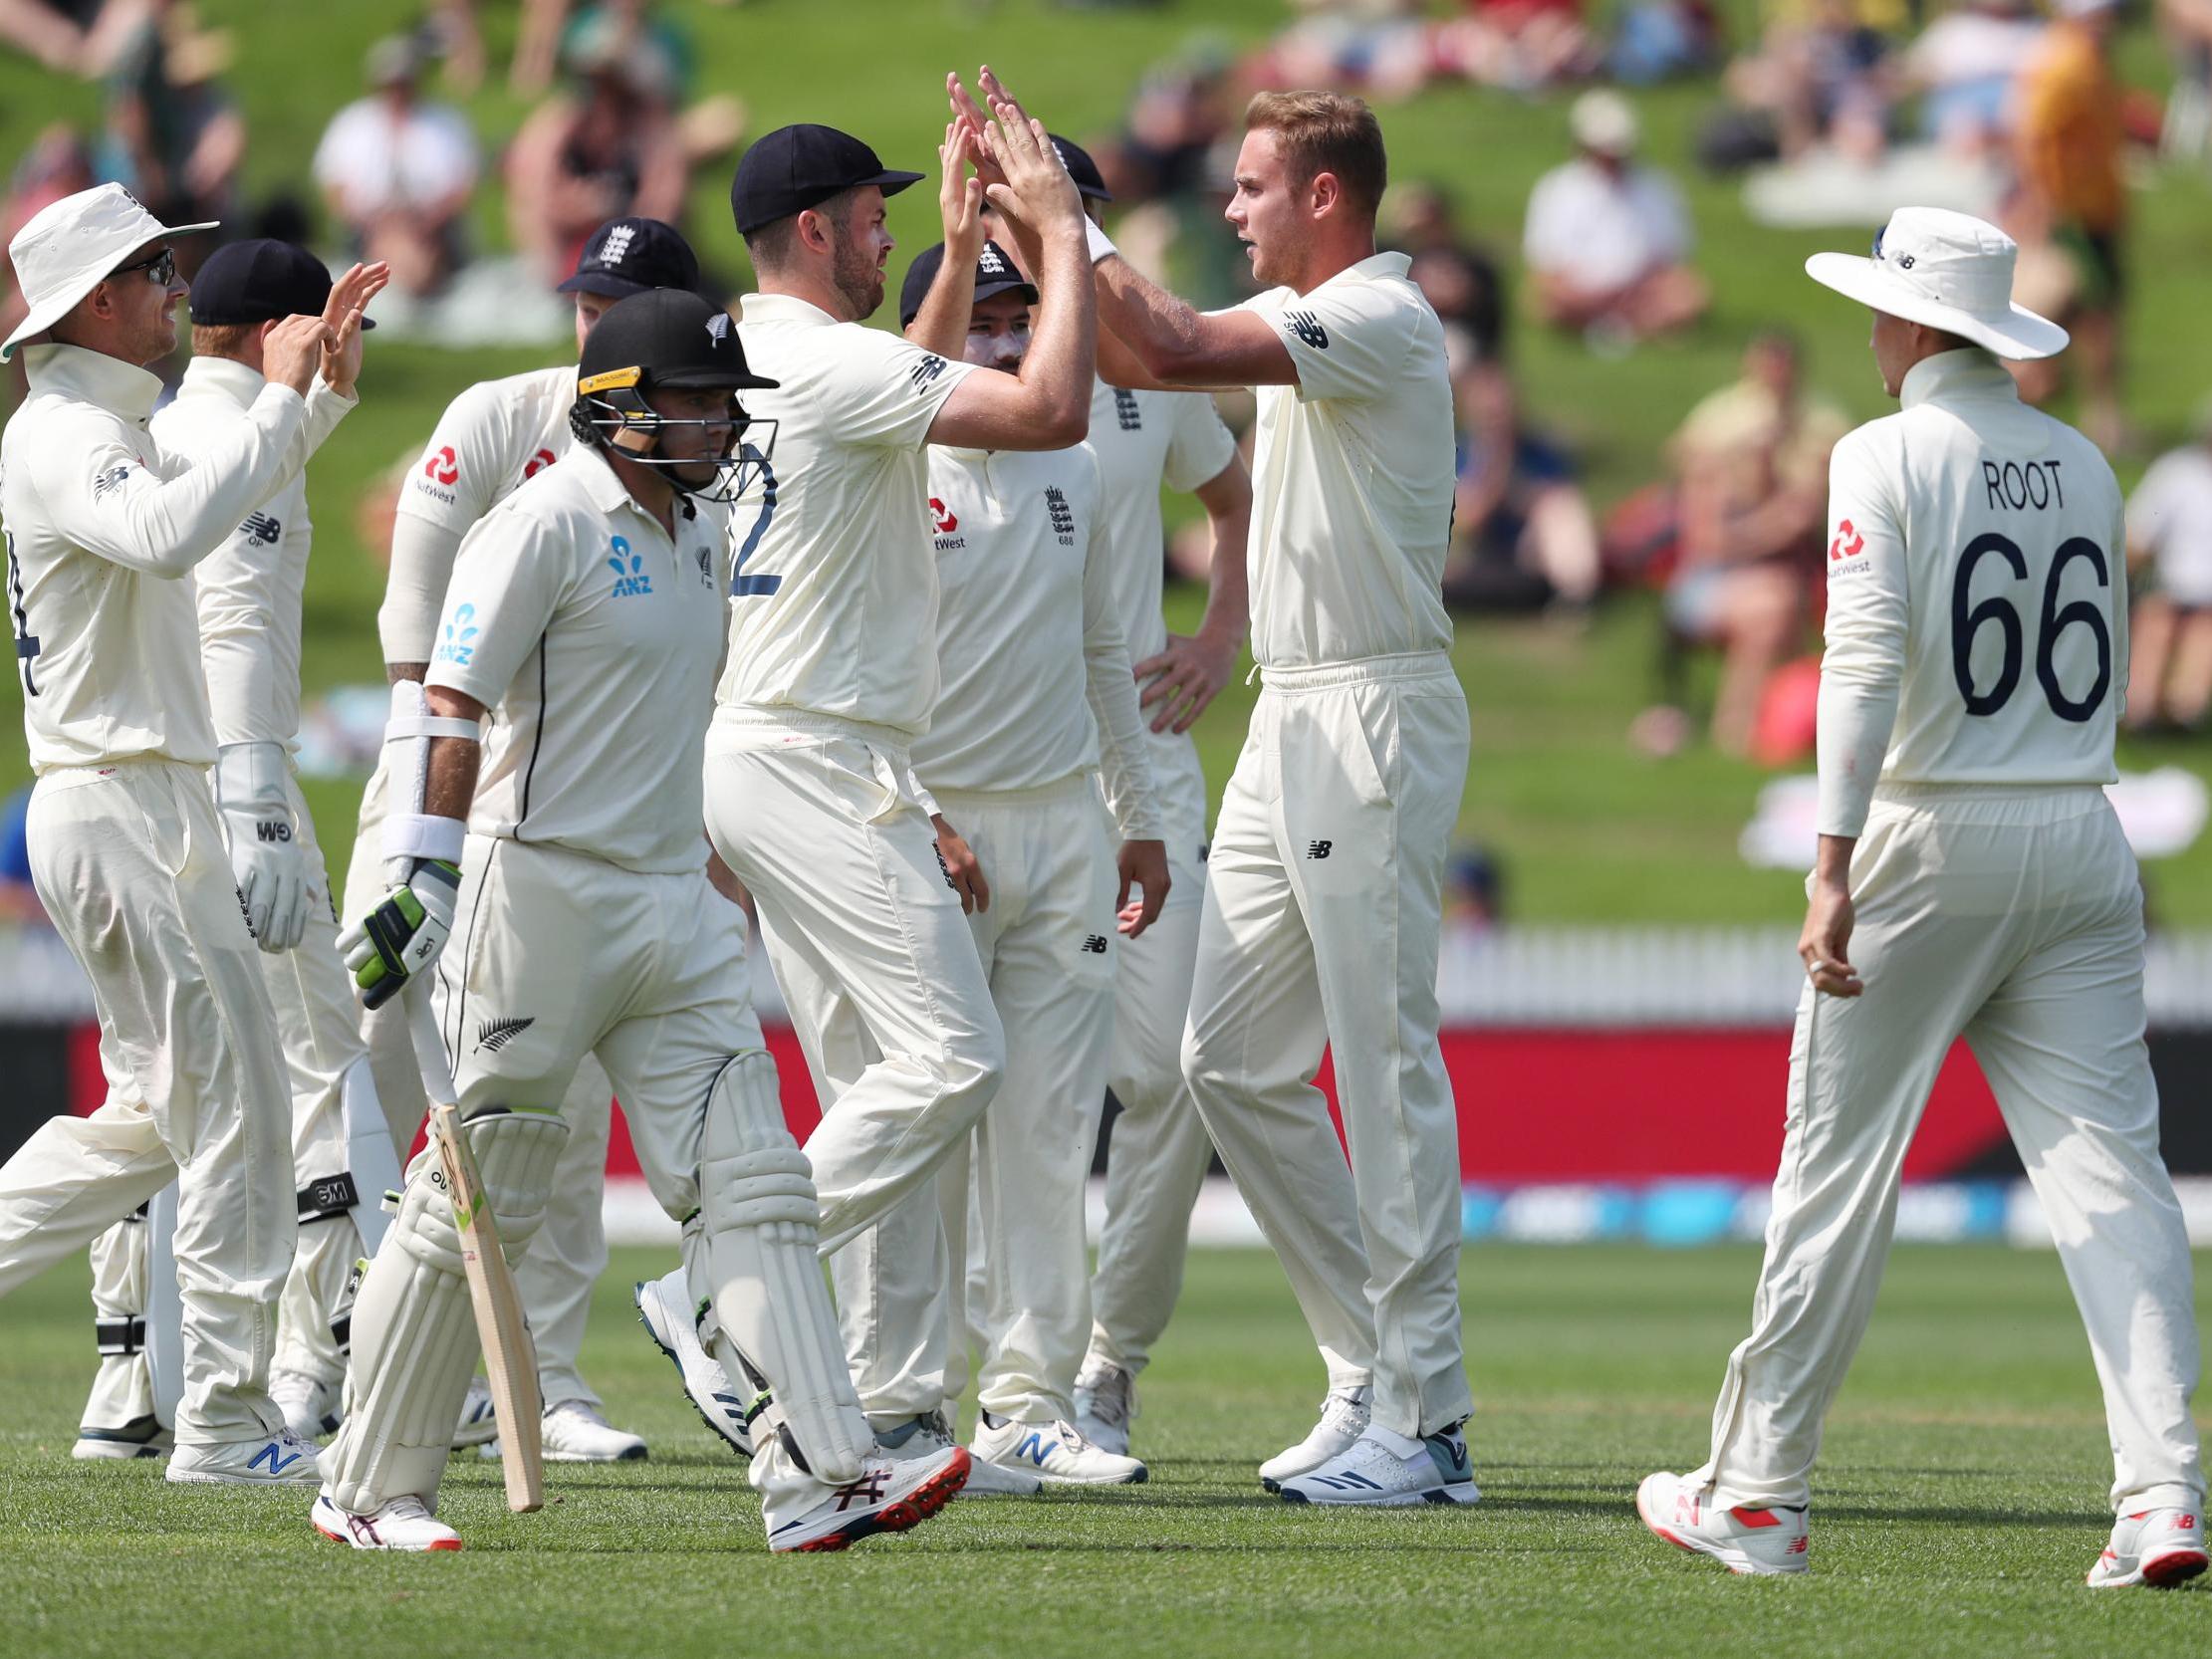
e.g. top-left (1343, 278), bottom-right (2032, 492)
top-left (1436, 0), bottom-right (1599, 94)
top-left (1388, 180), bottom-right (1507, 361)
top-left (505, 27), bottom-right (685, 288)
top-left (1523, 90), bottom-right (1707, 349)
top-left (2123, 400), bottom-right (2212, 732)
top-left (1902, 0), bottom-right (2045, 160)
top-left (1638, 332), bottom-right (1846, 758)
top-left (2015, 0), bottom-right (2131, 452)
top-left (313, 35), bottom-right (479, 298)
top-left (1443, 362), bottom-right (1600, 615)
top-left (1698, 0), bottom-right (1896, 171)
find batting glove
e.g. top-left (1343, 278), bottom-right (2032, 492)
top-left (215, 741), bottom-right (310, 954)
top-left (341, 858), bottom-right (461, 1009)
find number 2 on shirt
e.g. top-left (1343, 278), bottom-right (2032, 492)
top-left (1950, 531), bottom-right (2111, 723)
top-left (5, 530), bottom-right (37, 697)
top-left (730, 447), bottom-right (781, 598)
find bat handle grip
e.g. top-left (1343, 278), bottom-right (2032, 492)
top-left (404, 985), bottom-right (459, 1110)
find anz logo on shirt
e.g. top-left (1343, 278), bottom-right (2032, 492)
top-left (608, 535), bottom-right (652, 598)
top-left (435, 603), bottom-right (478, 668)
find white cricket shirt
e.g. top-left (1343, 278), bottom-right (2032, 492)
top-left (910, 442), bottom-right (1159, 839)
top-left (1, 343), bottom-right (347, 772)
top-left (2126, 443), bottom-right (2212, 607)
top-left (426, 442), bottom-right (731, 873)
top-left (715, 293), bottom-right (975, 735)
top-left (1230, 253), bottom-right (1455, 669)
top-left (1818, 349), bottom-right (2126, 837)
top-left (153, 356), bottom-right (342, 751)
top-left (1088, 377), bottom-right (1236, 838)
top-left (395, 363), bottom-right (576, 540)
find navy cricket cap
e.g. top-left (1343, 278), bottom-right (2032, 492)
top-left (1048, 134), bottom-right (1112, 202)
top-left (898, 240), bottom-right (1037, 329)
top-left (188, 238), bottom-right (374, 330)
top-left (557, 216), bottom-right (699, 299)
top-left (731, 123), bottom-right (924, 237)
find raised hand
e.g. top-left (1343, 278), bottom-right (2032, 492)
top-left (320, 261), bottom-right (390, 396)
top-left (965, 64), bottom-right (1080, 235)
top-left (938, 119), bottom-right (984, 261)
top-left (947, 71), bottom-right (1007, 195)
top-left (262, 314), bottom-right (337, 395)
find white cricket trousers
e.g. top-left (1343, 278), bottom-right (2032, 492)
top-left (426, 833), bottom-right (824, 1510)
top-left (1695, 784), bottom-right (2205, 1517)
top-left (84, 765), bottom-right (383, 1417)
top-left (1089, 745), bottom-right (1215, 1378)
top-left (0, 761), bottom-right (292, 1444)
top-left (1181, 650), bottom-right (1474, 1440)
top-left (703, 711), bottom-right (1005, 1255)
top-left (854, 779), bottom-right (1119, 1425)
top-left (346, 744), bottom-right (614, 1412)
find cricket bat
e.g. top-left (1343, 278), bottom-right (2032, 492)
top-left (408, 992), bottom-right (545, 1514)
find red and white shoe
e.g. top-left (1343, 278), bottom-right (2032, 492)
top-left (1636, 1471), bottom-right (1809, 1575)
top-left (767, 1446), bottom-right (970, 1554)
top-left (311, 1493), bottom-right (462, 1552)
top-left (2087, 1507), bottom-right (2207, 1588)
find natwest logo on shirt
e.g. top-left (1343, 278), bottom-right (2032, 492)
top-left (1829, 519), bottom-right (1864, 561)
top-left (522, 447), bottom-right (557, 482)
top-left (425, 446), bottom-right (460, 487)
top-left (929, 498), bottom-right (958, 535)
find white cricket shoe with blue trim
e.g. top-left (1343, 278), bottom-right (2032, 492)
top-left (634, 1269), bottom-right (754, 1458)
top-left (1258, 1385), bottom-right (1370, 1492)
top-left (166, 1427), bottom-right (321, 1485)
top-left (970, 1413), bottom-right (1147, 1487)
top-left (1276, 1422), bottom-right (1481, 1508)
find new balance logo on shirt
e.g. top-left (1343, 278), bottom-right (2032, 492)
top-left (241, 511), bottom-right (281, 546)
top-left (1308, 839), bottom-right (1334, 859)
top-left (1082, 934), bottom-right (1108, 954)
top-left (910, 355), bottom-right (947, 394)
top-left (1286, 310), bottom-right (1329, 350)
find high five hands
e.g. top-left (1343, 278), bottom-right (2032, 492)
top-left (946, 67), bottom-right (1081, 237)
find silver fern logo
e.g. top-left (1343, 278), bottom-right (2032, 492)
top-left (475, 1017), bottom-right (535, 1054)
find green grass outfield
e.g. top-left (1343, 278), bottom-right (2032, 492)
top-left (3, 2), bottom-right (2211, 922)
top-left (0, 1243), bottom-right (2204, 1656)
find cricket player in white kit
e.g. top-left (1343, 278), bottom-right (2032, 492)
top-left (320, 289), bottom-right (968, 1552)
top-left (1638, 207), bottom-right (2207, 1589)
top-left (350, 218), bottom-right (703, 1463)
top-left (76, 240), bottom-right (398, 1453)
top-left (0, 183), bottom-right (372, 1483)
top-left (972, 137), bottom-right (1254, 1459)
top-left (968, 77), bottom-right (1477, 1504)
top-left (874, 237), bottom-right (1163, 1486)
top-left (661, 103), bottom-right (1103, 1469)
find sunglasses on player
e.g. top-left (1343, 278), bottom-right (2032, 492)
top-left (110, 247), bottom-right (177, 288)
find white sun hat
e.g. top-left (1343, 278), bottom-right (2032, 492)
top-left (1805, 205), bottom-right (2069, 361)
top-left (2, 182), bottom-right (217, 362)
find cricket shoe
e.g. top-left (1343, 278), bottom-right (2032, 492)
top-left (166, 1428), bottom-right (321, 1486)
top-left (270, 1370), bottom-right (343, 1440)
top-left (483, 1398), bottom-right (646, 1463)
top-left (634, 1269), bottom-right (753, 1458)
top-left (1258, 1384), bottom-right (1370, 1492)
top-left (312, 1493), bottom-right (461, 1552)
top-left (1074, 1359), bottom-right (1135, 1457)
top-left (768, 1446), bottom-right (970, 1552)
top-left (2087, 1507), bottom-right (2207, 1588)
top-left (72, 1414), bottom-right (170, 1461)
top-left (971, 1413), bottom-right (1147, 1487)
top-left (1277, 1421), bottom-right (1480, 1508)
top-left (452, 1377), bottom-right (499, 1448)
top-left (1635, 1471), bottom-right (1809, 1575)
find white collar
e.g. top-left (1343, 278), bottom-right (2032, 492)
top-left (20, 342), bottom-right (164, 422)
top-left (1899, 348), bottom-right (2018, 412)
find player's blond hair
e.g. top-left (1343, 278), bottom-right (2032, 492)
top-left (1244, 91), bottom-right (1386, 220)
top-left (191, 322), bottom-right (258, 359)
